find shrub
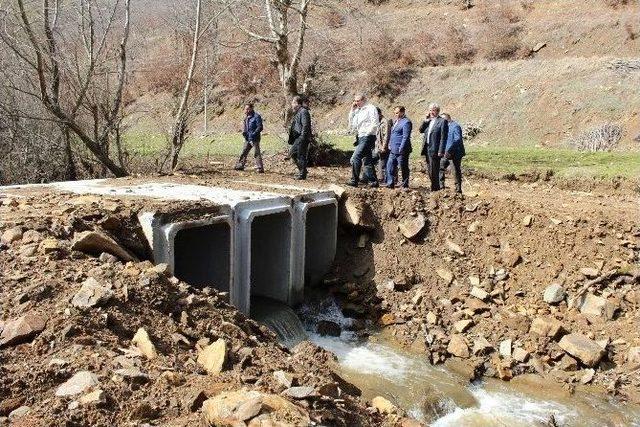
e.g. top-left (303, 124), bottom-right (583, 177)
top-left (477, 4), bottom-right (525, 61)
top-left (357, 33), bottom-right (415, 98)
top-left (602, 0), bottom-right (631, 7)
top-left (569, 123), bottom-right (623, 152)
top-left (413, 26), bottom-right (476, 67)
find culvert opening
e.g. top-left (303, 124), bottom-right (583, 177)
top-left (173, 223), bottom-right (231, 291)
top-left (250, 211), bottom-right (292, 304)
top-left (304, 204), bottom-right (337, 286)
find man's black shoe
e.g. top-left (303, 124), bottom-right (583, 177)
top-left (346, 181), bottom-right (358, 187)
top-left (383, 184), bottom-right (394, 189)
top-left (368, 182), bottom-right (379, 188)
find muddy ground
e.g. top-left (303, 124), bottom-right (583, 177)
top-left (0, 161), bottom-right (639, 426)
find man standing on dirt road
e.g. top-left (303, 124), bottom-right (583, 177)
top-left (439, 113), bottom-right (465, 193)
top-left (288, 95), bottom-right (312, 180)
top-left (419, 103), bottom-right (448, 191)
top-left (235, 103), bottom-right (264, 173)
top-left (375, 107), bottom-right (393, 184)
top-left (385, 105), bottom-right (412, 189)
top-left (347, 94), bottom-right (379, 188)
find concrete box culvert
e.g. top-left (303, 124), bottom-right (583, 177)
top-left (234, 198), bottom-right (294, 315)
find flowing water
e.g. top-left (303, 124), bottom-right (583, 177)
top-left (253, 296), bottom-right (640, 426)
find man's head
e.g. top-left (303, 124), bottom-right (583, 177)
top-left (291, 95), bottom-right (303, 111)
top-left (428, 103), bottom-right (440, 118)
top-left (353, 93), bottom-right (366, 109)
top-left (441, 112), bottom-right (451, 122)
top-left (244, 103), bottom-right (254, 116)
top-left (394, 105), bottom-right (406, 119)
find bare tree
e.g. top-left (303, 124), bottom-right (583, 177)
top-left (0, 0), bottom-right (132, 177)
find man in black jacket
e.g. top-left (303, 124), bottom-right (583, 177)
top-left (288, 96), bottom-right (312, 180)
top-left (419, 103), bottom-right (448, 191)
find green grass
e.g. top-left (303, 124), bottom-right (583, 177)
top-left (122, 131), bottom-right (640, 179)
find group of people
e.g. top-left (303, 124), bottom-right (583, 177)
top-left (233, 94), bottom-right (465, 192)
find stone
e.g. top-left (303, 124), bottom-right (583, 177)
top-left (579, 294), bottom-right (616, 320)
top-left (316, 320), bottom-right (341, 337)
top-left (197, 339), bottom-right (227, 375)
top-left (132, 328), bottom-right (157, 360)
top-left (557, 354), bottom-right (578, 371)
top-left (273, 371), bottom-right (294, 389)
top-left (468, 276), bottom-right (480, 287)
top-left (453, 319), bottom-right (474, 333)
top-left (444, 358), bottom-right (481, 381)
top-left (39, 238), bottom-right (62, 253)
top-left (283, 386), bottom-right (316, 399)
top-left (532, 42), bottom-right (547, 52)
top-left (185, 390), bottom-right (208, 412)
top-left (0, 397), bottom-right (26, 417)
top-left (529, 317), bottom-right (564, 339)
top-left (522, 215), bottom-right (533, 226)
top-left (472, 337), bottom-right (493, 356)
top-left (558, 333), bottom-right (606, 367)
top-left (627, 347), bottom-right (640, 369)
top-left (426, 311), bottom-right (438, 325)
top-left (379, 313), bottom-right (400, 326)
top-left (340, 196), bottom-right (376, 230)
top-left (447, 334), bottom-right (470, 358)
top-left (580, 267), bottom-right (600, 278)
top-left (436, 268), bottom-right (454, 284)
top-left (580, 369), bottom-right (595, 384)
top-left (371, 396), bottom-right (397, 414)
top-left (496, 364), bottom-right (513, 381)
top-left (512, 348), bottom-right (529, 363)
top-left (399, 213), bottom-right (426, 239)
top-left (71, 277), bottom-right (113, 308)
top-left (114, 368), bottom-right (149, 382)
top-left (79, 389), bottom-right (106, 406)
top-left (470, 286), bottom-right (490, 301)
top-left (202, 390), bottom-right (264, 424)
top-left (0, 313), bottom-right (46, 347)
top-left (98, 252), bottom-right (119, 263)
top-left (55, 371), bottom-right (99, 397)
top-left (71, 230), bottom-right (137, 261)
top-left (499, 340), bottom-right (512, 358)
top-left (467, 221), bottom-right (480, 233)
top-left (543, 284), bottom-right (565, 304)
top-left (445, 239), bottom-right (465, 256)
top-left (501, 245), bottom-right (521, 267)
top-left (21, 230), bottom-right (42, 244)
top-left (8, 406), bottom-right (30, 420)
top-left (1, 227), bottom-right (22, 244)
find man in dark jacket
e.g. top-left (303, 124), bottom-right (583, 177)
top-left (419, 103), bottom-right (448, 191)
top-left (439, 113), bottom-right (465, 193)
top-left (288, 96), bottom-right (312, 180)
top-left (235, 103), bottom-right (264, 173)
top-left (385, 106), bottom-right (412, 189)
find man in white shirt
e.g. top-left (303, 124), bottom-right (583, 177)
top-left (347, 94), bottom-right (379, 187)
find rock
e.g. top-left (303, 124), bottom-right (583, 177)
top-left (470, 286), bottom-right (489, 301)
top-left (1, 227), bottom-right (22, 244)
top-left (71, 277), bottom-right (113, 308)
top-left (0, 313), bottom-right (46, 347)
top-left (273, 371), bottom-right (294, 389)
top-left (529, 317), bottom-right (564, 339)
top-left (71, 230), bottom-right (137, 261)
top-left (55, 371), bottom-right (99, 397)
top-left (512, 348), bottom-right (529, 363)
top-left (558, 333), bottom-right (606, 367)
top-left (436, 268), bottom-right (454, 284)
top-left (0, 397), bottom-right (26, 417)
top-left (132, 328), bottom-right (157, 359)
top-left (426, 311), bottom-right (438, 325)
top-left (445, 239), bottom-right (465, 256)
top-left (98, 252), bottom-right (119, 263)
top-left (543, 284), bottom-right (565, 304)
top-left (627, 347), bottom-right (640, 369)
top-left (579, 294), bottom-right (617, 320)
top-left (532, 42), bottom-right (546, 52)
top-left (444, 358), bottom-right (481, 381)
top-left (501, 245), bottom-right (521, 267)
top-left (21, 230), bottom-right (42, 244)
top-left (522, 215), bottom-right (533, 227)
top-left (114, 368), bottom-right (149, 382)
top-left (316, 320), bottom-right (341, 337)
top-left (283, 386), bottom-right (316, 399)
top-left (453, 319), bottom-right (474, 333)
top-left (342, 303), bottom-right (365, 317)
top-left (79, 389), bottom-right (106, 406)
top-left (499, 340), bottom-right (512, 358)
top-left (447, 334), bottom-right (470, 358)
top-left (340, 196), bottom-right (375, 229)
top-left (328, 184), bottom-right (346, 200)
top-left (557, 354), bottom-right (578, 371)
top-left (399, 213), bottom-right (426, 239)
top-left (202, 390), bottom-right (264, 424)
top-left (496, 364), bottom-right (513, 381)
top-left (371, 396), bottom-right (397, 414)
top-left (472, 337), bottom-right (493, 355)
top-left (468, 275), bottom-right (480, 287)
top-left (467, 221), bottom-right (480, 233)
top-left (8, 406), bottom-right (30, 420)
top-left (579, 267), bottom-right (600, 278)
top-left (185, 390), bottom-right (208, 412)
top-left (39, 238), bottom-right (62, 253)
top-left (197, 339), bottom-right (227, 375)
top-left (379, 313), bottom-right (401, 326)
top-left (580, 369), bottom-right (595, 384)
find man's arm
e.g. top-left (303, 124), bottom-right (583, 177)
top-left (347, 109), bottom-right (357, 133)
top-left (438, 120), bottom-right (449, 156)
top-left (295, 109), bottom-right (311, 145)
top-left (446, 123), bottom-right (462, 153)
top-left (399, 120), bottom-right (412, 153)
top-left (249, 115), bottom-right (263, 141)
top-left (384, 118), bottom-right (392, 149)
top-left (419, 119), bottom-right (429, 134)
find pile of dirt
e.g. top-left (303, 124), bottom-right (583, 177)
top-left (0, 193), bottom-right (380, 426)
top-left (326, 184), bottom-right (640, 403)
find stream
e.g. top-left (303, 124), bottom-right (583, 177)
top-left (252, 296), bottom-right (640, 426)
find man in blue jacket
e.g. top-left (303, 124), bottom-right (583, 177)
top-left (385, 105), bottom-right (412, 189)
top-left (439, 113), bottom-right (465, 193)
top-left (235, 103), bottom-right (264, 173)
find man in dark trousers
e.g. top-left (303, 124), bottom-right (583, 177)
top-left (235, 103), bottom-right (264, 173)
top-left (385, 105), bottom-right (412, 189)
top-left (419, 103), bottom-right (448, 191)
top-left (288, 95), bottom-right (312, 180)
top-left (439, 112), bottom-right (465, 193)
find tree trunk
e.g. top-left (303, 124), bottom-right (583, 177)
top-left (62, 126), bottom-right (77, 180)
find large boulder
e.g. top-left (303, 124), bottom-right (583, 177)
top-left (0, 313), bottom-right (46, 347)
top-left (558, 334), bottom-right (606, 367)
top-left (71, 230), bottom-right (137, 261)
top-left (55, 371), bottom-right (99, 397)
top-left (399, 214), bottom-right (426, 240)
top-left (339, 196), bottom-right (376, 229)
top-left (447, 334), bottom-right (470, 358)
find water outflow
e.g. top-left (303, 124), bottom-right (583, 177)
top-left (299, 297), bottom-right (640, 426)
top-left (250, 296), bottom-right (308, 348)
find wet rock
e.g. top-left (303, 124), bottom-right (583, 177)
top-left (1, 227), bottom-right (22, 244)
top-left (399, 213), bottom-right (426, 239)
top-left (579, 294), bottom-right (617, 320)
top-left (558, 333), bottom-right (606, 367)
top-left (371, 396), bottom-right (397, 414)
top-left (197, 339), bottom-right (227, 375)
top-left (56, 371), bottom-right (99, 397)
top-left (284, 386), bottom-right (316, 399)
top-left (499, 340), bottom-right (512, 358)
top-left (132, 328), bottom-right (157, 360)
top-left (496, 364), bottom-right (513, 381)
top-left (447, 334), bottom-right (470, 358)
top-left (543, 284), bottom-right (565, 304)
top-left (472, 337), bottom-right (493, 356)
top-left (341, 303), bottom-right (366, 317)
top-left (579, 267), bottom-right (600, 278)
top-left (445, 239), bottom-right (465, 256)
top-left (71, 277), bottom-right (113, 308)
top-left (357, 234), bottom-right (368, 248)
top-left (453, 319), bottom-right (474, 333)
top-left (470, 286), bottom-right (489, 301)
top-left (627, 347), bottom-right (640, 369)
top-left (436, 268), bottom-right (454, 284)
top-left (316, 320), bottom-right (341, 337)
top-left (71, 230), bottom-right (137, 261)
top-left (529, 317), bottom-right (564, 339)
top-left (79, 389), bottom-right (106, 406)
top-left (0, 313), bottom-right (46, 347)
top-left (444, 358), bottom-right (481, 381)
